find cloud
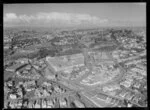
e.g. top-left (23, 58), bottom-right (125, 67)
top-left (4, 13), bottom-right (18, 22)
top-left (4, 12), bottom-right (108, 27)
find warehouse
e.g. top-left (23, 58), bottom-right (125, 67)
top-left (46, 53), bottom-right (85, 72)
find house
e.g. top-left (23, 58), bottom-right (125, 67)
top-left (41, 99), bottom-right (47, 108)
top-left (17, 100), bottom-right (22, 107)
top-left (28, 101), bottom-right (33, 108)
top-left (59, 98), bottom-right (67, 107)
top-left (34, 100), bottom-right (41, 108)
top-left (9, 101), bottom-right (15, 108)
top-left (47, 99), bottom-right (54, 108)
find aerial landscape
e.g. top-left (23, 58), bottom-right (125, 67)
top-left (3, 3), bottom-right (147, 108)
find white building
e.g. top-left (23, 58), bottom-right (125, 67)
top-left (46, 53), bottom-right (85, 72)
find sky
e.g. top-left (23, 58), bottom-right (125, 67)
top-left (4, 3), bottom-right (146, 28)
